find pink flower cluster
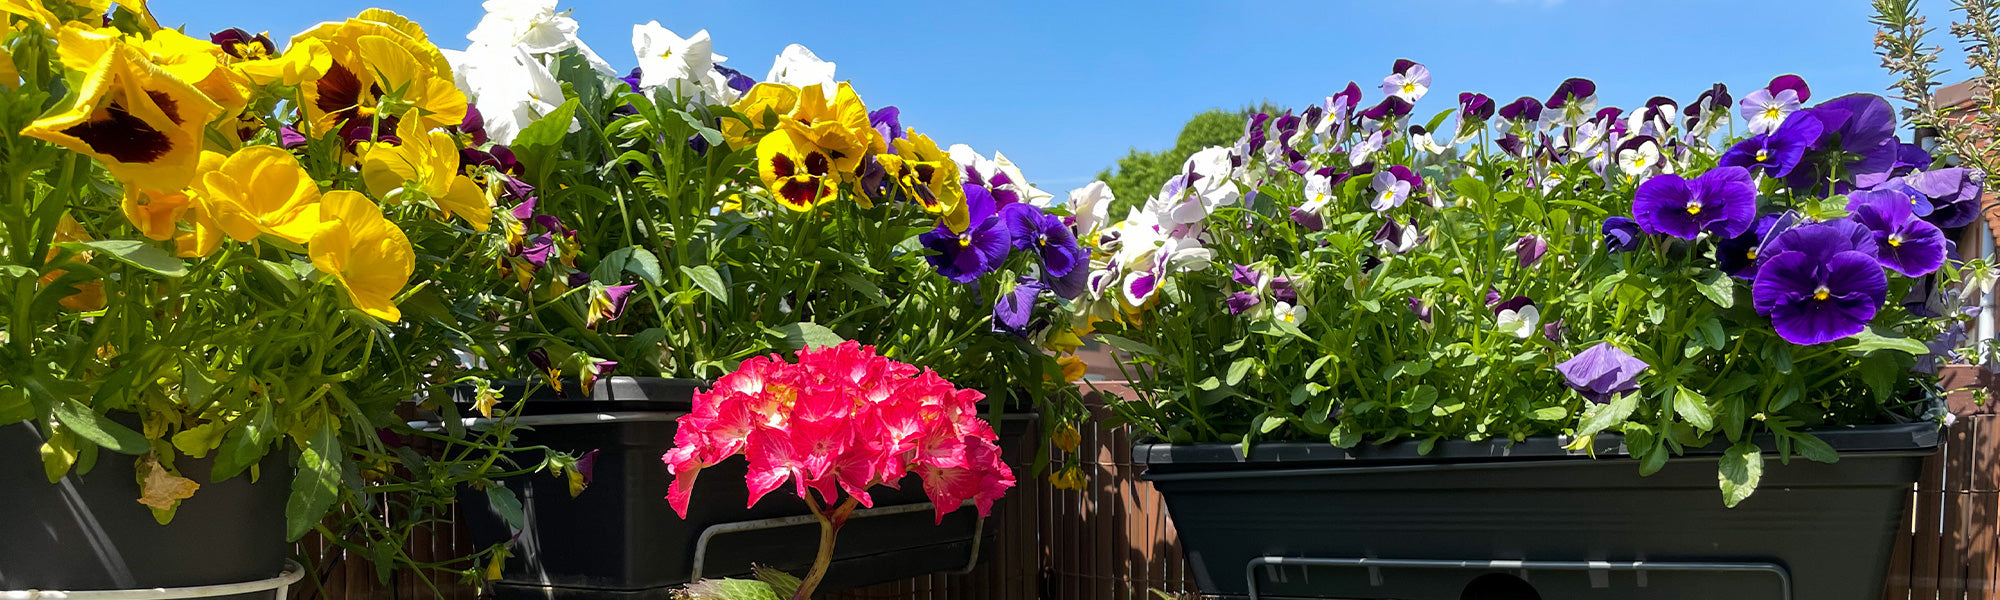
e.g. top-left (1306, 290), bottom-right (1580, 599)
top-left (662, 341), bottom-right (1015, 523)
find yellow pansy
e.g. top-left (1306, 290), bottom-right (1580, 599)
top-left (723, 83), bottom-right (798, 149)
top-left (755, 127), bottom-right (836, 212)
top-left (310, 191), bottom-right (413, 322)
top-left (229, 36), bottom-right (330, 88)
top-left (293, 12), bottom-right (465, 136)
top-left (56, 26), bottom-right (253, 125)
top-left (783, 83), bottom-right (877, 179)
top-left (122, 186), bottom-right (190, 241)
top-left (889, 130), bottom-right (970, 232)
top-left (0, 0), bottom-right (118, 28)
top-left (22, 41), bottom-right (221, 192)
top-left (195, 147), bottom-right (323, 243)
top-left (360, 111), bottom-right (491, 231)
top-left (1057, 356), bottom-right (1087, 383)
top-left (1044, 327), bottom-right (1084, 355)
top-left (0, 45), bottom-right (16, 89)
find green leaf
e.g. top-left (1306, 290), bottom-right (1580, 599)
top-left (624, 248), bottom-right (664, 286)
top-left (1249, 318), bottom-right (1313, 342)
top-left (837, 273), bottom-right (890, 308)
top-left (1304, 355), bottom-right (1334, 380)
top-left (52, 399), bottom-right (146, 455)
top-left (59, 240), bottom-right (186, 277)
top-left (1847, 326), bottom-right (1929, 355)
top-left (1255, 413), bottom-right (1285, 434)
top-left (484, 484), bottom-right (526, 532)
top-left (1226, 357), bottom-right (1257, 386)
top-left (772, 322), bottom-right (843, 351)
top-left (680, 265), bottom-right (729, 305)
top-left (1718, 442), bottom-right (1763, 508)
top-left (1790, 432), bottom-right (1840, 464)
top-left (1383, 360), bottom-right (1432, 381)
top-left (1530, 406), bottom-right (1569, 421)
top-left (0, 386), bottom-right (30, 426)
top-left (1406, 385), bottom-right (1439, 413)
top-left (1573, 391), bottom-right (1639, 442)
top-left (1450, 176), bottom-right (1491, 204)
top-left (1673, 386), bottom-right (1714, 430)
top-left (1096, 334), bottom-right (1160, 357)
top-left (1692, 269), bottom-right (1733, 308)
top-left (512, 97), bottom-right (580, 170)
top-left (285, 423), bottom-right (341, 541)
top-left (681, 579), bottom-right (780, 600)
top-left (752, 566), bottom-right (802, 599)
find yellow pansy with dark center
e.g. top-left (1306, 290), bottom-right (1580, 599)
top-left (294, 12), bottom-right (465, 136)
top-left (757, 127), bottom-right (836, 212)
top-left (891, 130), bottom-right (970, 232)
top-left (24, 40), bottom-right (220, 192)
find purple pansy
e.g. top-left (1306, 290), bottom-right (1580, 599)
top-left (1511, 234), bottom-right (1548, 268)
top-left (1751, 219), bottom-right (1890, 345)
top-left (1715, 214), bottom-right (1783, 278)
top-left (1601, 216), bottom-right (1644, 253)
top-left (1270, 277), bottom-right (1298, 305)
top-left (1899, 168), bottom-right (1985, 228)
top-left (1717, 111), bottom-right (1822, 178)
top-left (1784, 94), bottom-right (1900, 192)
top-left (870, 107), bottom-right (904, 154)
top-left (1545, 78), bottom-right (1597, 127)
top-left (713, 64), bottom-right (755, 93)
top-left (278, 125), bottom-right (307, 149)
top-left (1372, 217), bottom-right (1423, 255)
top-left (1555, 343), bottom-right (1649, 404)
top-left (919, 184), bottom-right (1014, 283)
top-left (993, 279), bottom-right (1047, 337)
top-left (1631, 166), bottom-right (1757, 240)
top-left (1381, 59), bottom-right (1430, 102)
top-left (1226, 292), bottom-right (1261, 315)
top-left (1499, 96), bottom-right (1544, 125)
top-left (1290, 206), bottom-right (1325, 232)
top-left (1361, 96), bottom-right (1414, 123)
top-left (1848, 189), bottom-right (1948, 277)
top-left (620, 67), bottom-right (643, 93)
top-left (999, 204), bottom-right (1085, 278)
top-left (1407, 297), bottom-right (1432, 324)
top-left (1460, 92), bottom-right (1495, 121)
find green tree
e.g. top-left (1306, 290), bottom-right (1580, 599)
top-left (1095, 103), bottom-right (1282, 219)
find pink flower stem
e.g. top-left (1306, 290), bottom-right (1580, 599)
top-left (795, 494), bottom-right (860, 600)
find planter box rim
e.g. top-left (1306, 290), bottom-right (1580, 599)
top-left (1134, 421), bottom-right (1941, 469)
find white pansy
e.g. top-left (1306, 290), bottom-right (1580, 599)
top-left (1495, 304), bottom-right (1541, 339)
top-left (446, 44), bottom-right (566, 145)
top-left (467, 0), bottom-right (613, 75)
top-left (1273, 301), bottom-right (1308, 325)
top-left (1301, 169), bottom-right (1336, 212)
top-left (766, 44), bottom-right (837, 98)
top-left (1740, 88), bottom-right (1801, 136)
top-left (1067, 181), bottom-right (1114, 238)
top-left (632, 21), bottom-right (728, 104)
top-left (995, 152), bottom-right (1054, 207)
top-left (1617, 139), bottom-right (1661, 179)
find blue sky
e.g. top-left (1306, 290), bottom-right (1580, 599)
top-left (159, 0), bottom-right (1945, 195)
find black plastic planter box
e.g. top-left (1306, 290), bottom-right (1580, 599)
top-left (0, 421), bottom-right (291, 600)
top-left (456, 377), bottom-right (1028, 600)
top-left (1137, 422), bottom-right (1940, 600)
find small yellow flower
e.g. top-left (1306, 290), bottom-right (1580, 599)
top-left (1044, 328), bottom-right (1084, 355)
top-left (122, 186), bottom-right (190, 241)
top-left (1053, 424), bottom-right (1083, 454)
top-left (756, 127), bottom-right (836, 212)
top-left (23, 41), bottom-right (221, 192)
top-left (360, 111), bottom-right (491, 231)
top-left (136, 455), bottom-right (199, 512)
top-left (310, 191), bottom-right (413, 322)
top-left (1057, 355), bottom-right (1087, 383)
top-left (195, 147), bottom-right (323, 243)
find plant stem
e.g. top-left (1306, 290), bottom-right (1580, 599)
top-left (796, 495), bottom-right (858, 600)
